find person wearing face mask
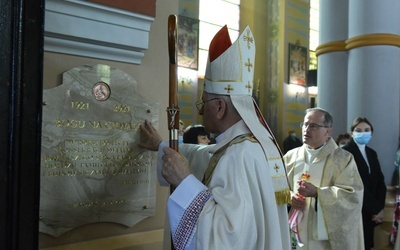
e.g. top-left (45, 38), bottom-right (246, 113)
top-left (342, 117), bottom-right (387, 250)
top-left (283, 129), bottom-right (303, 154)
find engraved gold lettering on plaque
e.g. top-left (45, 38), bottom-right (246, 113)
top-left (71, 101), bottom-right (89, 110)
top-left (113, 104), bottom-right (131, 113)
top-left (54, 119), bottom-right (85, 128)
top-left (68, 199), bottom-right (126, 208)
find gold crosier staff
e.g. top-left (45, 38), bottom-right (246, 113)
top-left (167, 15), bottom-right (178, 250)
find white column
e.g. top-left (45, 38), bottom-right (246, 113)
top-left (348, 0), bottom-right (400, 182)
top-left (317, 0), bottom-right (348, 138)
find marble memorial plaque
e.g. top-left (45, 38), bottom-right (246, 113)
top-left (40, 64), bottom-right (159, 237)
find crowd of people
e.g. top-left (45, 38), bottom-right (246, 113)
top-left (138, 24), bottom-right (393, 250)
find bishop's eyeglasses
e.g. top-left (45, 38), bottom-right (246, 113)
top-left (195, 98), bottom-right (219, 111)
top-left (300, 122), bottom-right (329, 130)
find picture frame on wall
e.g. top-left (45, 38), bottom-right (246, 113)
top-left (288, 43), bottom-right (307, 86)
top-left (178, 15), bottom-right (199, 70)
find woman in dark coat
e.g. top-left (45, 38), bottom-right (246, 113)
top-left (342, 117), bottom-right (386, 250)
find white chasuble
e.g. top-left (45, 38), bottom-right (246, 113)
top-left (159, 121), bottom-right (291, 249)
top-left (284, 138), bottom-right (365, 250)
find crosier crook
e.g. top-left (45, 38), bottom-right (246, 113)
top-left (167, 14), bottom-right (179, 179)
top-left (167, 14), bottom-right (179, 250)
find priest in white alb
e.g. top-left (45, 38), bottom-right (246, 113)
top-left (284, 108), bottom-right (364, 249)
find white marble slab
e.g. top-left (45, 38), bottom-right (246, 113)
top-left (40, 64), bottom-right (159, 237)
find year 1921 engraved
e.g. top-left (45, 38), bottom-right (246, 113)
top-left (71, 101), bottom-right (89, 110)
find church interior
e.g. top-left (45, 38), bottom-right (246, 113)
top-left (2, 0), bottom-right (400, 249)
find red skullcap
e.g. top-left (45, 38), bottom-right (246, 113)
top-left (208, 25), bottom-right (232, 62)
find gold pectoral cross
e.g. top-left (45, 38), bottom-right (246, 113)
top-left (301, 171), bottom-right (310, 181)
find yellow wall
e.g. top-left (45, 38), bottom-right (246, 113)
top-left (240, 0), bottom-right (268, 109)
top-left (241, 0), bottom-right (310, 146)
top-left (283, 0), bottom-right (309, 145)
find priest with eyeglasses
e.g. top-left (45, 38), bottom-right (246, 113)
top-left (284, 107), bottom-right (364, 249)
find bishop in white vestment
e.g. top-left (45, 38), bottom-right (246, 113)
top-left (140, 25), bottom-right (292, 249)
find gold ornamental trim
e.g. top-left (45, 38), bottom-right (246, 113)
top-left (315, 41), bottom-right (346, 57)
top-left (316, 34), bottom-right (400, 56)
top-left (346, 33), bottom-right (400, 50)
top-left (275, 189), bottom-right (291, 206)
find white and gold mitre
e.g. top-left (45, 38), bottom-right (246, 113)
top-left (204, 25), bottom-right (290, 205)
top-left (204, 25), bottom-right (255, 96)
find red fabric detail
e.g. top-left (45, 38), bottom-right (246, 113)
top-left (208, 25), bottom-right (232, 62)
top-left (390, 194), bottom-right (400, 245)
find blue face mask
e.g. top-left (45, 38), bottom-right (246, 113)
top-left (353, 132), bottom-right (372, 145)
top-left (178, 135), bottom-right (184, 144)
